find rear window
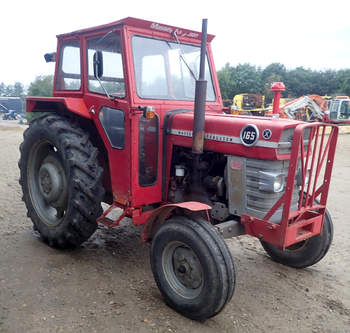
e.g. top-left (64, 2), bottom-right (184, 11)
top-left (56, 39), bottom-right (81, 91)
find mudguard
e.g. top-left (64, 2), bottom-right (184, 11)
top-left (142, 201), bottom-right (211, 242)
top-left (26, 97), bottom-right (91, 119)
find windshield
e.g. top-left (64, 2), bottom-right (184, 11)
top-left (132, 36), bottom-right (216, 101)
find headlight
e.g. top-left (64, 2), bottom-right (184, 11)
top-left (259, 171), bottom-right (285, 193)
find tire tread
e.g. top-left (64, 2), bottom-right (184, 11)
top-left (18, 113), bottom-right (104, 248)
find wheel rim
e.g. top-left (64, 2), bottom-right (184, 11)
top-left (27, 140), bottom-right (68, 226)
top-left (162, 241), bottom-right (203, 299)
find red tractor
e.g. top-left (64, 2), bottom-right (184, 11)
top-left (19, 18), bottom-right (338, 320)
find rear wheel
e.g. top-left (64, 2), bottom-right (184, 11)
top-left (19, 114), bottom-right (104, 248)
top-left (150, 216), bottom-right (235, 320)
top-left (261, 209), bottom-right (333, 268)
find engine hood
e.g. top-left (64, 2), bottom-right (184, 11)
top-left (168, 112), bottom-right (304, 160)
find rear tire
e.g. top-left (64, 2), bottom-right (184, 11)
top-left (19, 114), bottom-right (104, 248)
top-left (261, 209), bottom-right (333, 268)
top-left (150, 216), bottom-right (235, 320)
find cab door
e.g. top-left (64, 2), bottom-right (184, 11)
top-left (83, 29), bottom-right (131, 205)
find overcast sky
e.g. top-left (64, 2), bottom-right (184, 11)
top-left (1, 0), bottom-right (349, 86)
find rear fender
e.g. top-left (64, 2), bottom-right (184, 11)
top-left (26, 97), bottom-right (91, 119)
top-left (142, 202), bottom-right (211, 242)
top-left (26, 96), bottom-right (114, 202)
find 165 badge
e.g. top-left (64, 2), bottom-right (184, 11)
top-left (240, 124), bottom-right (259, 147)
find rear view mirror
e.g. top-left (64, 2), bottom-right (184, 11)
top-left (93, 51), bottom-right (103, 79)
top-left (44, 52), bottom-right (56, 63)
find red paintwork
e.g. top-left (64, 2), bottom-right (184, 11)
top-left (271, 82), bottom-right (286, 115)
top-left (26, 17), bottom-right (339, 248)
top-left (27, 97), bottom-right (91, 119)
top-left (168, 112), bottom-right (303, 160)
top-left (56, 17), bottom-right (215, 43)
top-left (96, 203), bottom-right (126, 227)
top-left (242, 123), bottom-right (338, 249)
top-left (142, 202), bottom-right (211, 242)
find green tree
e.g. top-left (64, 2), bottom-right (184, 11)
top-left (335, 69), bottom-right (350, 95)
top-left (284, 67), bottom-right (315, 96)
top-left (5, 85), bottom-right (13, 96)
top-left (0, 82), bottom-right (6, 96)
top-left (217, 63), bottom-right (261, 101)
top-left (261, 63), bottom-right (286, 83)
top-left (27, 75), bottom-right (53, 97)
top-left (13, 82), bottom-right (25, 97)
top-left (0, 81), bottom-right (24, 97)
top-left (217, 63), bottom-right (236, 100)
top-left (26, 75), bottom-right (53, 122)
top-left (217, 63), bottom-right (350, 101)
top-left (231, 63), bottom-right (262, 95)
top-left (340, 78), bottom-right (350, 96)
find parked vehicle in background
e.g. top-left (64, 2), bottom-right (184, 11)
top-left (0, 103), bottom-right (9, 114)
top-left (3, 110), bottom-right (19, 120)
top-left (0, 97), bottom-right (22, 114)
top-left (273, 95), bottom-right (350, 124)
top-left (324, 98), bottom-right (350, 122)
top-left (232, 93), bottom-right (266, 115)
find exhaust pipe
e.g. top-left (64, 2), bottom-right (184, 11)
top-left (192, 19), bottom-right (208, 186)
top-left (192, 18), bottom-right (208, 155)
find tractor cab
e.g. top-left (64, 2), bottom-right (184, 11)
top-left (42, 17), bottom-right (223, 210)
top-left (328, 98), bottom-right (350, 121)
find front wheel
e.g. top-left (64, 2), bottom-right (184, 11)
top-left (150, 216), bottom-right (235, 320)
top-left (261, 209), bottom-right (333, 268)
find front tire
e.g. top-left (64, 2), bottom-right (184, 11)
top-left (19, 114), bottom-right (104, 248)
top-left (150, 216), bottom-right (235, 320)
top-left (261, 209), bottom-right (333, 268)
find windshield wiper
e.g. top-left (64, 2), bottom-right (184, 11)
top-left (172, 31), bottom-right (198, 81)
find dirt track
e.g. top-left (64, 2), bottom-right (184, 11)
top-left (0, 124), bottom-right (349, 333)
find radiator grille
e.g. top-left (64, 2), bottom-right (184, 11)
top-left (226, 156), bottom-right (299, 223)
top-left (245, 159), bottom-right (298, 222)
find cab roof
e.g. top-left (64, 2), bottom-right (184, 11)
top-left (57, 17), bottom-right (215, 43)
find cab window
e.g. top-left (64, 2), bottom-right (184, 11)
top-left (56, 39), bottom-right (81, 90)
top-left (86, 31), bottom-right (125, 98)
top-left (99, 107), bottom-right (125, 149)
top-left (132, 36), bottom-right (216, 101)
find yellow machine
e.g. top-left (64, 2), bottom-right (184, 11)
top-left (232, 93), bottom-right (266, 115)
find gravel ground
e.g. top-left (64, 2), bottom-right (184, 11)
top-left (0, 124), bottom-right (349, 333)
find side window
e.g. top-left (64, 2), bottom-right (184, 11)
top-left (330, 101), bottom-right (339, 120)
top-left (139, 116), bottom-right (159, 186)
top-left (87, 31), bottom-right (125, 98)
top-left (99, 107), bottom-right (125, 149)
top-left (340, 101), bottom-right (350, 119)
top-left (56, 39), bottom-right (81, 90)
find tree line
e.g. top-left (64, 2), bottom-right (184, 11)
top-left (0, 76), bottom-right (53, 112)
top-left (0, 82), bottom-right (25, 98)
top-left (218, 63), bottom-right (350, 103)
top-left (2, 64), bottom-right (350, 108)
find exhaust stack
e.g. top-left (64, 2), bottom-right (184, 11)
top-left (192, 18), bottom-right (208, 155)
